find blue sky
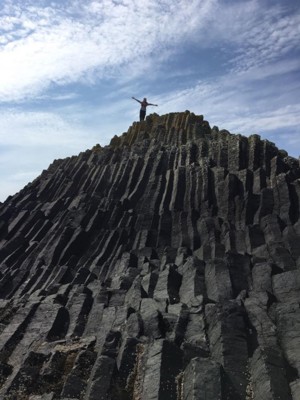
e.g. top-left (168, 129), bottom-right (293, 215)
top-left (0, 0), bottom-right (299, 202)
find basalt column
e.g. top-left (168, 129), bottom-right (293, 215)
top-left (0, 111), bottom-right (300, 400)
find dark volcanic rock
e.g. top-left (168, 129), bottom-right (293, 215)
top-left (0, 111), bottom-right (300, 399)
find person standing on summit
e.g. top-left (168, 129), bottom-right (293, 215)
top-left (132, 96), bottom-right (158, 121)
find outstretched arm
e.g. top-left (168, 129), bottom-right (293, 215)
top-left (147, 103), bottom-right (158, 106)
top-left (132, 96), bottom-right (141, 104)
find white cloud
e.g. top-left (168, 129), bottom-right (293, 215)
top-left (224, 3), bottom-right (300, 73)
top-left (0, 108), bottom-right (105, 148)
top-left (0, 0), bottom-right (298, 102)
top-left (0, 0), bottom-right (218, 102)
top-left (0, 106), bottom-right (113, 202)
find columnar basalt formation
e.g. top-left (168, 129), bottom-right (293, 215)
top-left (0, 111), bottom-right (300, 399)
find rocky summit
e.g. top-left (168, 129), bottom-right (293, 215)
top-left (0, 111), bottom-right (300, 400)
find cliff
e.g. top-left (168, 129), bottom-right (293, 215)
top-left (0, 111), bottom-right (300, 399)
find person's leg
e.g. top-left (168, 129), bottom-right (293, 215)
top-left (140, 110), bottom-right (146, 121)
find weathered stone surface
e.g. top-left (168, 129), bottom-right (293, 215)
top-left (0, 111), bottom-right (300, 399)
top-left (140, 298), bottom-right (164, 339)
top-left (61, 349), bottom-right (97, 398)
top-left (154, 264), bottom-right (182, 304)
top-left (272, 270), bottom-right (300, 302)
top-left (205, 259), bottom-right (232, 302)
top-left (250, 347), bottom-right (293, 400)
top-left (141, 339), bottom-right (183, 400)
top-left (179, 257), bottom-right (205, 304)
top-left (84, 355), bottom-right (115, 400)
top-left (182, 357), bottom-right (221, 400)
top-left (205, 301), bottom-right (249, 399)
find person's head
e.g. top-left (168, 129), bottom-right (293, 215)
top-left (143, 98), bottom-right (147, 102)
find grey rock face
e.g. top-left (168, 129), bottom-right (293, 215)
top-left (0, 111), bottom-right (300, 399)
